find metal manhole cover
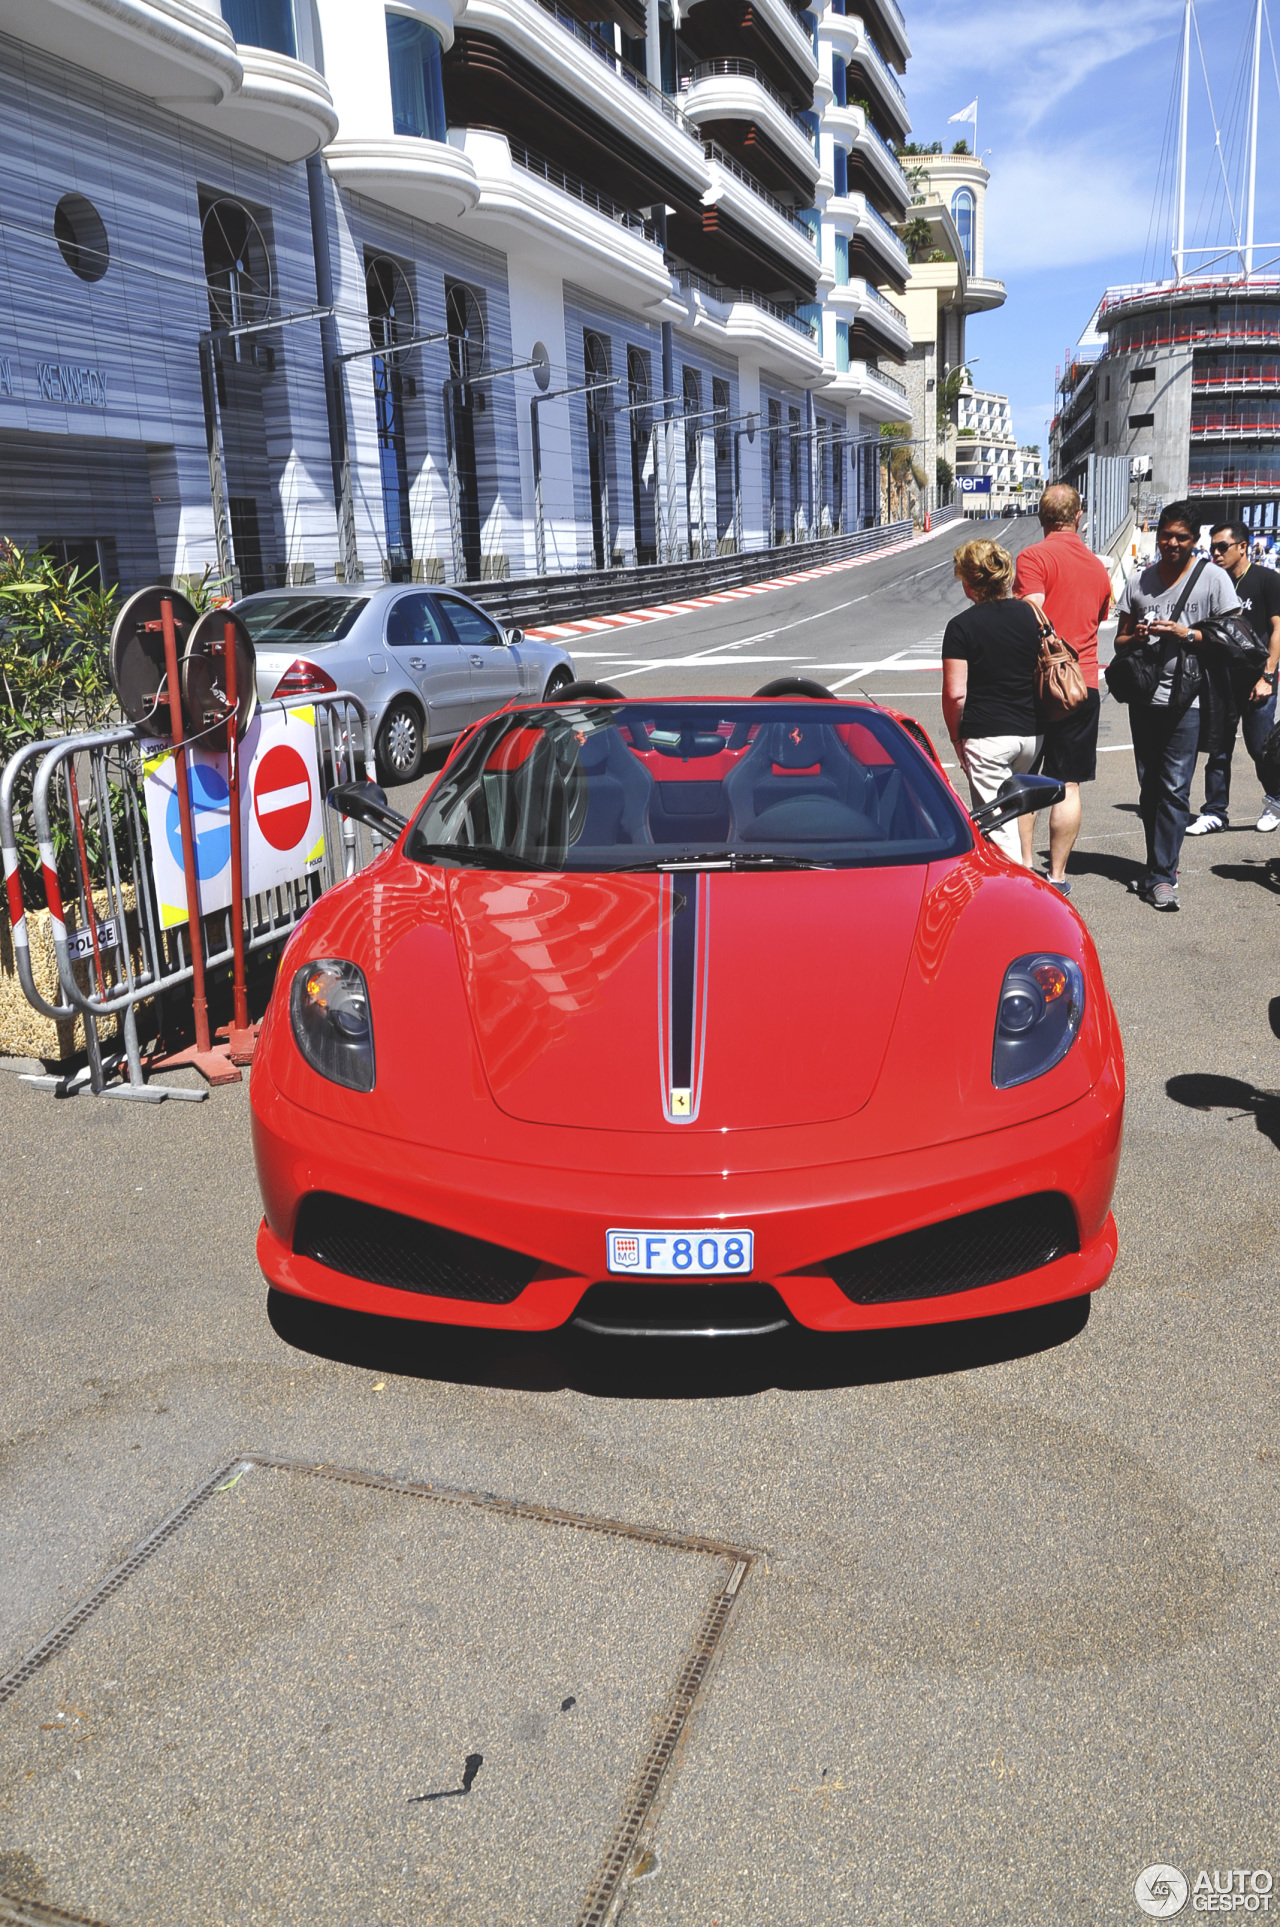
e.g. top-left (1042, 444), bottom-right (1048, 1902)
top-left (0, 1458), bottom-right (753, 1927)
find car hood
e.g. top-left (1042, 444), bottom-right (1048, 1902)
top-left (448, 866), bottom-right (926, 1132)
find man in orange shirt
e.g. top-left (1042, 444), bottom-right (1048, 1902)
top-left (1014, 484), bottom-right (1113, 895)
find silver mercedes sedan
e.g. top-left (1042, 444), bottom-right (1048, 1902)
top-left (236, 583), bottom-right (576, 786)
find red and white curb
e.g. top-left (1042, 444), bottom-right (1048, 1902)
top-left (523, 519), bottom-right (960, 644)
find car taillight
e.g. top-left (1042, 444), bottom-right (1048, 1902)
top-left (273, 658), bottom-right (337, 698)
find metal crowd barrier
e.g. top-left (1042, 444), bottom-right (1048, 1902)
top-left (2, 691), bottom-right (382, 1102)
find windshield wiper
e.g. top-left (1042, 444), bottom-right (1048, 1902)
top-left (601, 850), bottom-right (836, 872)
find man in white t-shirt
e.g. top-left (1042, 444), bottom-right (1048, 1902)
top-left (1112, 499), bottom-right (1240, 911)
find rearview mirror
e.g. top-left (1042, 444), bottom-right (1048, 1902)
top-left (971, 773), bottom-right (1064, 837)
top-left (328, 780), bottom-right (408, 836)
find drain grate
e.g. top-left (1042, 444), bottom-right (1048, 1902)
top-left (0, 1456), bottom-right (755, 1927)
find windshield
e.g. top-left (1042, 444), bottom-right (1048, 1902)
top-left (237, 595), bottom-right (368, 646)
top-left (406, 701), bottom-right (971, 872)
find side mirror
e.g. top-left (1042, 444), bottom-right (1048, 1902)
top-left (328, 780), bottom-right (408, 836)
top-left (506, 626), bottom-right (524, 646)
top-left (971, 773), bottom-right (1064, 836)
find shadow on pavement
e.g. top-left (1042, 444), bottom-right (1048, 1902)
top-left (268, 1289), bottom-right (1091, 1400)
top-left (1167, 1071), bottom-right (1280, 1152)
top-left (1064, 848), bottom-right (1147, 889)
top-left (1211, 860), bottom-right (1280, 895)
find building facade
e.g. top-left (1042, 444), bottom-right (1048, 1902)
top-left (1050, 276), bottom-right (1280, 539)
top-left (0, 0), bottom-right (917, 597)
top-left (893, 147), bottom-right (1005, 501)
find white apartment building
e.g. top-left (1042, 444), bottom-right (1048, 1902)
top-left (956, 387), bottom-right (1018, 498)
top-left (0, 0), bottom-right (917, 595)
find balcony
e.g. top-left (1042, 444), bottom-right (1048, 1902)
top-left (702, 141), bottom-right (822, 289)
top-left (180, 45), bottom-right (337, 159)
top-left (674, 268), bottom-right (824, 381)
top-left (456, 0), bottom-right (708, 199)
top-left (849, 107), bottom-right (911, 212)
top-left (6, 0), bottom-right (240, 106)
top-left (456, 132), bottom-right (673, 308)
top-left (1188, 457), bottom-right (1280, 493)
top-left (1192, 372), bottom-right (1280, 392)
top-left (827, 276), bottom-right (911, 355)
top-left (681, 60), bottom-right (820, 198)
top-left (826, 190), bottom-right (908, 281)
top-left (686, 0), bottom-right (818, 97)
top-left (825, 356), bottom-right (909, 420)
top-left (846, 18), bottom-right (910, 142)
top-left (324, 133), bottom-right (481, 224)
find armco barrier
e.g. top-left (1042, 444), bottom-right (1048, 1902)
top-left (3, 691), bottom-right (382, 1101)
top-left (466, 518), bottom-right (933, 630)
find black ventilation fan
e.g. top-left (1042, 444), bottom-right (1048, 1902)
top-left (109, 586), bottom-right (200, 728)
top-left (182, 607), bottom-right (258, 741)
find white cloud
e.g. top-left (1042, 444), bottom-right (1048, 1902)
top-left (907, 0), bottom-right (1176, 128)
top-left (984, 143), bottom-right (1155, 272)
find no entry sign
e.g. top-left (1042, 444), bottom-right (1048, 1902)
top-left (253, 743), bottom-right (313, 853)
top-left (142, 706), bottom-right (325, 928)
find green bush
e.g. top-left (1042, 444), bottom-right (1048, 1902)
top-left (0, 540), bottom-right (121, 897)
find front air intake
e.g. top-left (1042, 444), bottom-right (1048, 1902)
top-left (293, 1193), bottom-right (540, 1304)
top-left (825, 1193), bottom-right (1080, 1305)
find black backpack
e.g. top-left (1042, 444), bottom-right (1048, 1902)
top-left (1105, 560), bottom-right (1207, 710)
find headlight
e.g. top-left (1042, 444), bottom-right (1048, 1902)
top-left (290, 958), bottom-right (375, 1091)
top-left (992, 953), bottom-right (1084, 1089)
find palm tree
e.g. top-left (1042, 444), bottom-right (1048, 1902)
top-left (899, 216), bottom-right (934, 263)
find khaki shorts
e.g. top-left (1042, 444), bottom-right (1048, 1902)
top-left (960, 733), bottom-right (1042, 864)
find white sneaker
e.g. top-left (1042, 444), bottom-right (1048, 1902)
top-left (1257, 808), bottom-right (1280, 832)
top-left (1185, 813), bottom-right (1226, 836)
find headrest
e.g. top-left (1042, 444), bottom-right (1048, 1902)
top-left (771, 720), bottom-right (828, 769)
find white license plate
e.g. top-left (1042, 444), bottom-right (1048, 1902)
top-left (66, 917), bottom-right (119, 961)
top-left (606, 1229), bottom-right (754, 1276)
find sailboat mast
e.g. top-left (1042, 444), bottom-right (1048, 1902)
top-left (1245, 0), bottom-right (1263, 279)
top-left (1175, 0), bottom-right (1190, 280)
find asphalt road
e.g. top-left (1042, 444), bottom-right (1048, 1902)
top-left (1, 518), bottom-right (1278, 1925)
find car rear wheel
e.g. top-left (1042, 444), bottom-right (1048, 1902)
top-left (376, 699), bottom-right (424, 786)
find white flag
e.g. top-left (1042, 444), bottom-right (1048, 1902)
top-left (948, 99), bottom-right (977, 124)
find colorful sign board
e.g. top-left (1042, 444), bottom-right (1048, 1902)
top-left (141, 705), bottom-right (324, 929)
top-left (959, 475), bottom-right (993, 494)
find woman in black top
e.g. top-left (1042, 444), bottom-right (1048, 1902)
top-left (941, 539), bottom-right (1044, 865)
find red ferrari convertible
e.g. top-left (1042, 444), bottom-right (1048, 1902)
top-left (251, 686), bottom-right (1123, 1337)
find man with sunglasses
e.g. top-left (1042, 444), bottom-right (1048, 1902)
top-left (1185, 522), bottom-right (1280, 836)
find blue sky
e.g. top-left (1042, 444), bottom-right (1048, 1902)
top-left (902, 0), bottom-right (1280, 451)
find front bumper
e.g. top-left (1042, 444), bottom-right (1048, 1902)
top-left (252, 1058), bottom-right (1122, 1332)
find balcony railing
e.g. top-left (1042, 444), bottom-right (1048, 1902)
top-left (859, 278), bottom-right (906, 323)
top-left (853, 26), bottom-right (906, 112)
top-left (1192, 371), bottom-right (1280, 388)
top-left (508, 143), bottom-right (657, 237)
top-left (867, 361), bottom-right (907, 396)
top-left (1189, 418), bottom-right (1280, 439)
top-left (704, 140), bottom-right (819, 243)
top-left (858, 113), bottom-right (911, 194)
top-left (673, 262), bottom-right (820, 337)
top-left (1187, 464), bottom-right (1280, 492)
top-left (529, 0), bottom-right (700, 144)
top-left (683, 59), bottom-right (810, 136)
top-left (857, 195), bottom-right (908, 260)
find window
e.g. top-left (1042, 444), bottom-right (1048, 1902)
top-left (801, 109), bottom-right (820, 158)
top-left (436, 593), bottom-right (503, 648)
top-left (386, 11), bottom-right (447, 141)
top-left (835, 232), bottom-right (849, 285)
top-left (800, 9), bottom-right (817, 54)
top-left (386, 594), bottom-right (448, 647)
top-left (1103, 374), bottom-right (1110, 401)
top-left (1129, 413), bottom-right (1155, 429)
top-left (222, 0), bottom-right (296, 56)
top-left (836, 320), bottom-right (850, 373)
top-left (832, 146), bottom-right (848, 198)
top-left (366, 253), bottom-right (415, 578)
top-left (951, 187), bottom-right (974, 273)
top-left (53, 194), bottom-right (110, 283)
top-left (832, 55), bottom-right (846, 107)
top-left (1131, 366), bottom-right (1156, 383)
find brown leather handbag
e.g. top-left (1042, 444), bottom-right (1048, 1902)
top-left (1031, 604), bottom-right (1089, 722)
